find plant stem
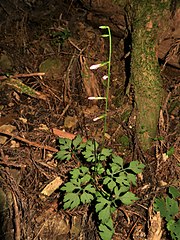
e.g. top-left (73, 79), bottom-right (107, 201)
top-left (103, 26), bottom-right (112, 137)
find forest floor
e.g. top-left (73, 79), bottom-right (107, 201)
top-left (0, 1), bottom-right (179, 240)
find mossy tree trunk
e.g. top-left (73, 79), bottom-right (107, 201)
top-left (130, 1), bottom-right (170, 152)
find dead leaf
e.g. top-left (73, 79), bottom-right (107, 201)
top-left (64, 115), bottom-right (78, 129)
top-left (40, 177), bottom-right (63, 198)
top-left (148, 212), bottom-right (162, 240)
top-left (80, 55), bottom-right (100, 98)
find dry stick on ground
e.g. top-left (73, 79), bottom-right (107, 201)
top-left (0, 72), bottom-right (45, 80)
top-left (12, 192), bottom-right (21, 240)
top-left (0, 131), bottom-right (58, 152)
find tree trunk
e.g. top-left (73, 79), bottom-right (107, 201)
top-left (131, 1), bottom-right (170, 152)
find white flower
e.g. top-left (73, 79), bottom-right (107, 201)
top-left (88, 97), bottom-right (106, 100)
top-left (102, 75), bottom-right (108, 80)
top-left (90, 63), bottom-right (102, 70)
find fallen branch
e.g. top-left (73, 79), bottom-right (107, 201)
top-left (0, 131), bottom-right (58, 152)
top-left (0, 72), bottom-right (45, 80)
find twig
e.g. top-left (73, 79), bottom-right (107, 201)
top-left (0, 131), bottom-right (58, 152)
top-left (0, 72), bottom-right (45, 80)
top-left (12, 192), bottom-right (21, 240)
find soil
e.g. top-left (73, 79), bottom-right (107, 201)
top-left (0, 1), bottom-right (179, 240)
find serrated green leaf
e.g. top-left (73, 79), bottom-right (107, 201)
top-left (155, 196), bottom-right (178, 222)
top-left (56, 150), bottom-right (71, 161)
top-left (154, 198), bottom-right (167, 217)
top-left (82, 150), bottom-right (96, 162)
top-left (80, 192), bottom-right (94, 204)
top-left (59, 138), bottom-right (72, 149)
top-left (169, 186), bottom-right (180, 199)
top-left (108, 180), bottom-right (116, 191)
top-left (106, 169), bottom-right (112, 176)
top-left (84, 184), bottom-right (96, 194)
top-left (61, 182), bottom-right (79, 192)
top-left (99, 205), bottom-right (111, 222)
top-left (112, 154), bottom-right (124, 168)
top-left (110, 163), bottom-right (121, 173)
top-left (82, 149), bottom-right (93, 158)
top-left (94, 163), bottom-right (105, 174)
top-left (103, 176), bottom-right (111, 185)
top-left (119, 192), bottom-right (139, 205)
top-left (166, 196), bottom-right (179, 220)
top-left (99, 219), bottom-right (114, 240)
top-left (86, 140), bottom-right (99, 151)
top-left (167, 219), bottom-right (180, 240)
top-left (63, 193), bottom-right (80, 209)
top-left (113, 186), bottom-right (121, 197)
top-left (71, 168), bottom-right (81, 178)
top-left (95, 196), bottom-right (110, 213)
top-left (114, 185), bottom-right (130, 196)
top-left (99, 148), bottom-right (112, 161)
top-left (127, 161), bottom-right (145, 174)
top-left (126, 173), bottom-right (137, 186)
top-left (80, 166), bottom-right (89, 174)
top-left (167, 147), bottom-right (175, 157)
top-left (81, 174), bottom-right (91, 183)
top-left (71, 178), bottom-right (81, 187)
top-left (115, 172), bottom-right (130, 187)
top-left (73, 135), bottom-right (82, 148)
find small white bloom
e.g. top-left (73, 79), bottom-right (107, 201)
top-left (102, 75), bottom-right (108, 80)
top-left (90, 63), bottom-right (102, 70)
top-left (88, 97), bottom-right (106, 100)
top-left (93, 114), bottom-right (106, 121)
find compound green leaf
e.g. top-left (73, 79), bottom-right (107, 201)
top-left (154, 198), bottom-right (167, 217)
top-left (167, 219), bottom-right (180, 240)
top-left (73, 135), bottom-right (82, 148)
top-left (110, 163), bottom-right (121, 173)
top-left (99, 205), bottom-right (111, 222)
top-left (95, 196), bottom-right (110, 213)
top-left (61, 182), bottom-right (79, 192)
top-left (99, 219), bottom-right (114, 240)
top-left (80, 192), bottom-right (94, 204)
top-left (80, 166), bottom-right (89, 174)
top-left (63, 193), bottom-right (80, 209)
top-left (114, 185), bottom-right (129, 197)
top-left (99, 148), bottom-right (112, 161)
top-left (56, 150), bottom-right (71, 161)
top-left (82, 150), bottom-right (96, 162)
top-left (169, 186), bottom-right (180, 199)
top-left (166, 147), bottom-right (175, 157)
top-left (71, 168), bottom-right (81, 178)
top-left (119, 192), bottom-right (139, 205)
top-left (84, 184), bottom-right (96, 194)
top-left (103, 176), bottom-right (111, 185)
top-left (126, 173), bottom-right (137, 186)
top-left (115, 172), bottom-right (130, 187)
top-left (59, 138), bottom-right (72, 149)
top-left (112, 154), bottom-right (123, 168)
top-left (127, 161), bottom-right (145, 174)
top-left (166, 196), bottom-right (179, 221)
top-left (155, 196), bottom-right (179, 222)
top-left (108, 180), bottom-right (116, 191)
top-left (81, 174), bottom-right (91, 183)
top-left (93, 163), bottom-right (105, 174)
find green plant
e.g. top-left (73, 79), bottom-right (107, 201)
top-left (50, 28), bottom-right (71, 47)
top-left (154, 186), bottom-right (180, 240)
top-left (56, 135), bottom-right (145, 240)
top-left (88, 25), bottom-right (112, 141)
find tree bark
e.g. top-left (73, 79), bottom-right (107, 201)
top-left (131, 0), bottom-right (170, 151)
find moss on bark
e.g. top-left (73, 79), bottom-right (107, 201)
top-left (131, 0), bottom-right (170, 151)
